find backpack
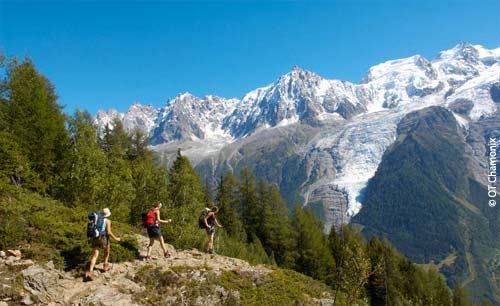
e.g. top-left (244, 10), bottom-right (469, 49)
top-left (198, 208), bottom-right (211, 229)
top-left (141, 209), bottom-right (156, 227)
top-left (87, 211), bottom-right (106, 238)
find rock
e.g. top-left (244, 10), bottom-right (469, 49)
top-left (0, 301), bottom-right (8, 306)
top-left (164, 296), bottom-right (178, 305)
top-left (228, 290), bottom-right (240, 301)
top-left (195, 296), bottom-right (218, 306)
top-left (135, 234), bottom-right (176, 258)
top-left (214, 285), bottom-right (228, 298)
top-left (7, 249), bottom-right (21, 258)
top-left (312, 298), bottom-right (335, 306)
top-left (22, 264), bottom-right (66, 303)
top-left (80, 286), bottom-right (140, 306)
top-left (110, 278), bottom-right (144, 295)
top-left (6, 259), bottom-right (34, 269)
top-left (0, 251), bottom-right (6, 258)
top-left (4, 257), bottom-right (18, 266)
top-left (21, 293), bottom-right (34, 305)
top-left (11, 234), bottom-right (275, 305)
top-left (449, 98), bottom-right (474, 116)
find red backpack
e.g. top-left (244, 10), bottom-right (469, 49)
top-left (141, 209), bottom-right (156, 227)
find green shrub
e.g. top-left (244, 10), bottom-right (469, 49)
top-left (0, 188), bottom-right (138, 269)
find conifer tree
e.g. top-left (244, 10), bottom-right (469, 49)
top-left (0, 130), bottom-right (40, 189)
top-left (101, 118), bottom-right (134, 222)
top-left (64, 110), bottom-right (108, 209)
top-left (128, 128), bottom-right (168, 224)
top-left (128, 127), bottom-right (152, 161)
top-left (261, 183), bottom-right (296, 268)
top-left (366, 235), bottom-right (387, 305)
top-left (167, 149), bottom-right (205, 248)
top-left (2, 57), bottom-right (70, 194)
top-left (332, 225), bottom-right (371, 304)
top-left (292, 206), bottom-right (334, 281)
top-left (238, 167), bottom-right (259, 242)
top-left (216, 171), bottom-right (246, 240)
top-left (452, 284), bottom-right (470, 306)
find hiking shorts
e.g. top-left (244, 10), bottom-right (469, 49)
top-left (147, 225), bottom-right (162, 239)
top-left (90, 235), bottom-right (109, 249)
top-left (207, 226), bottom-right (215, 235)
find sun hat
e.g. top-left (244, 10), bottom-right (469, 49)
top-left (103, 208), bottom-right (111, 218)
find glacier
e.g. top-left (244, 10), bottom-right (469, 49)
top-left (94, 42), bottom-right (500, 229)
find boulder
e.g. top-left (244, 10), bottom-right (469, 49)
top-left (7, 249), bottom-right (21, 258)
top-left (22, 265), bottom-right (65, 303)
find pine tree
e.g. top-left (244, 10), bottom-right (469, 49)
top-left (128, 129), bottom-right (168, 225)
top-left (423, 265), bottom-right (452, 306)
top-left (261, 183), bottom-right (296, 268)
top-left (64, 110), bottom-right (108, 209)
top-left (452, 284), bottom-right (470, 306)
top-left (0, 130), bottom-right (40, 189)
top-left (292, 206), bottom-right (334, 281)
top-left (101, 118), bottom-right (134, 222)
top-left (128, 127), bottom-right (152, 161)
top-left (331, 225), bottom-right (371, 305)
top-left (2, 57), bottom-right (70, 194)
top-left (167, 149), bottom-right (205, 248)
top-left (238, 167), bottom-right (259, 242)
top-left (216, 171), bottom-right (246, 240)
top-left (366, 236), bottom-right (387, 305)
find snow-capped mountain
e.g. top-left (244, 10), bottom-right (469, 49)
top-left (222, 66), bottom-right (371, 138)
top-left (95, 103), bottom-right (158, 136)
top-left (95, 42), bottom-right (500, 229)
top-left (151, 93), bottom-right (238, 144)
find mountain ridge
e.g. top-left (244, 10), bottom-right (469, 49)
top-left (94, 42), bottom-right (500, 229)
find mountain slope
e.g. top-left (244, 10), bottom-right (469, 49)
top-left (94, 43), bottom-right (500, 230)
top-left (352, 106), bottom-right (500, 304)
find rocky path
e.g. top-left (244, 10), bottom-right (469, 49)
top-left (1, 235), bottom-right (273, 306)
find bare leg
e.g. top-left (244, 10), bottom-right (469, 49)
top-left (205, 229), bottom-right (210, 251)
top-left (207, 232), bottom-right (215, 251)
top-left (209, 233), bottom-right (215, 249)
top-left (89, 248), bottom-right (99, 272)
top-left (159, 236), bottom-right (167, 253)
top-left (146, 238), bottom-right (155, 257)
top-left (103, 245), bottom-right (110, 265)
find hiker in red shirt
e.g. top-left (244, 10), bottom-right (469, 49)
top-left (143, 201), bottom-right (172, 260)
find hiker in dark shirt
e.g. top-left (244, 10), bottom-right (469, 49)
top-left (204, 205), bottom-right (222, 254)
top-left (144, 201), bottom-right (172, 260)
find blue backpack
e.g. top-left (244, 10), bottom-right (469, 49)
top-left (87, 211), bottom-right (107, 238)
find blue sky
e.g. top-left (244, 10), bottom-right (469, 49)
top-left (1, 0), bottom-right (499, 115)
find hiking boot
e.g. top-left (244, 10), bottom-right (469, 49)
top-left (144, 256), bottom-right (152, 261)
top-left (208, 248), bottom-right (214, 254)
top-left (164, 251), bottom-right (171, 258)
top-left (103, 263), bottom-right (111, 272)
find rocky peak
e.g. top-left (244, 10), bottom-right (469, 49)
top-left (361, 54), bottom-right (435, 84)
top-left (436, 42), bottom-right (479, 63)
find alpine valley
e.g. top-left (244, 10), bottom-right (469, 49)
top-left (95, 43), bottom-right (500, 304)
